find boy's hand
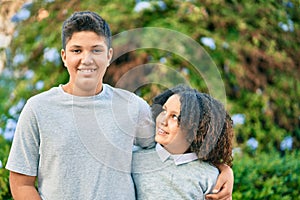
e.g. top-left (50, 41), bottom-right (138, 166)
top-left (206, 164), bottom-right (233, 200)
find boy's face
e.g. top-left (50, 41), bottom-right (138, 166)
top-left (61, 31), bottom-right (113, 95)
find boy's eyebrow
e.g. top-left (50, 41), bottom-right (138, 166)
top-left (69, 44), bottom-right (106, 48)
top-left (92, 45), bottom-right (106, 48)
top-left (69, 45), bottom-right (82, 48)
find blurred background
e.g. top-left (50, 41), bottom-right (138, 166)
top-left (0, 0), bottom-right (299, 199)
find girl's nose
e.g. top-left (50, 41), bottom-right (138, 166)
top-left (160, 115), bottom-right (167, 126)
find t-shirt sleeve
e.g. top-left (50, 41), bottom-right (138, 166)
top-left (199, 163), bottom-right (219, 195)
top-left (6, 100), bottom-right (40, 176)
top-left (133, 98), bottom-right (155, 148)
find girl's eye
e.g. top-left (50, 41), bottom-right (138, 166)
top-left (161, 109), bottom-right (167, 114)
top-left (172, 114), bottom-right (179, 121)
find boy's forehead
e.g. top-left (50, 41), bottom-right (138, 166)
top-left (66, 31), bottom-right (107, 46)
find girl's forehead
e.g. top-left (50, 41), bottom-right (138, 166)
top-left (165, 94), bottom-right (180, 102)
top-left (164, 94), bottom-right (181, 110)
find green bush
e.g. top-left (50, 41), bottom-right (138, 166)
top-left (233, 150), bottom-right (300, 200)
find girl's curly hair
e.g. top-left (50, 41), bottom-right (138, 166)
top-left (152, 85), bottom-right (233, 167)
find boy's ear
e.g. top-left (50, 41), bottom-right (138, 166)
top-left (107, 47), bottom-right (113, 66)
top-left (61, 49), bottom-right (67, 66)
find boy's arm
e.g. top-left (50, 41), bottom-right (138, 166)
top-left (206, 164), bottom-right (234, 200)
top-left (10, 171), bottom-right (41, 200)
top-left (134, 99), bottom-right (155, 148)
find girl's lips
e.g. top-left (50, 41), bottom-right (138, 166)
top-left (157, 128), bottom-right (168, 135)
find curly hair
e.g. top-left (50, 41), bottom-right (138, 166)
top-left (152, 85), bottom-right (233, 167)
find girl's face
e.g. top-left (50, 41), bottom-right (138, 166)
top-left (61, 31), bottom-right (113, 96)
top-left (155, 94), bottom-right (189, 154)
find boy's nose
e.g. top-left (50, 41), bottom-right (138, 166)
top-left (81, 53), bottom-right (93, 65)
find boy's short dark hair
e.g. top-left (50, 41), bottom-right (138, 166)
top-left (62, 11), bottom-right (111, 49)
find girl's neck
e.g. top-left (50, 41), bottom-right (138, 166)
top-left (162, 142), bottom-right (190, 155)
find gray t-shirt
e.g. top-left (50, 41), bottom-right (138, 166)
top-left (132, 143), bottom-right (219, 200)
top-left (6, 84), bottom-right (154, 200)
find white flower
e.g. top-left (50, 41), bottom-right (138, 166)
top-left (247, 137), bottom-right (258, 150)
top-left (134, 2), bottom-right (152, 12)
top-left (24, 69), bottom-right (35, 79)
top-left (1, 68), bottom-right (13, 78)
top-left (157, 1), bottom-right (167, 11)
top-left (200, 37), bottom-right (216, 50)
top-left (43, 47), bottom-right (60, 65)
top-left (11, 8), bottom-right (31, 22)
top-left (0, 160), bottom-right (2, 168)
top-left (35, 80), bottom-right (44, 90)
top-left (159, 57), bottom-right (167, 64)
top-left (231, 114), bottom-right (245, 126)
top-left (278, 22), bottom-right (288, 32)
top-left (8, 106), bottom-right (18, 117)
top-left (4, 118), bottom-right (17, 141)
top-left (278, 20), bottom-right (294, 32)
top-left (13, 54), bottom-right (26, 66)
top-left (9, 98), bottom-right (26, 118)
top-left (280, 136), bottom-right (293, 151)
top-left (133, 1), bottom-right (166, 12)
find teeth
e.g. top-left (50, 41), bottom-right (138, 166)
top-left (78, 69), bottom-right (96, 72)
top-left (158, 128), bottom-right (167, 135)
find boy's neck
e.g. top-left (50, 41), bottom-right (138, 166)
top-left (62, 83), bottom-right (103, 96)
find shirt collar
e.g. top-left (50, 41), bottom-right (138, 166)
top-left (155, 143), bottom-right (198, 166)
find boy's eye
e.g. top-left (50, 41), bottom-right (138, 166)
top-left (93, 49), bottom-right (102, 53)
top-left (72, 49), bottom-right (81, 54)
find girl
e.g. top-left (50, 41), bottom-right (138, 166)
top-left (133, 85), bottom-right (233, 200)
